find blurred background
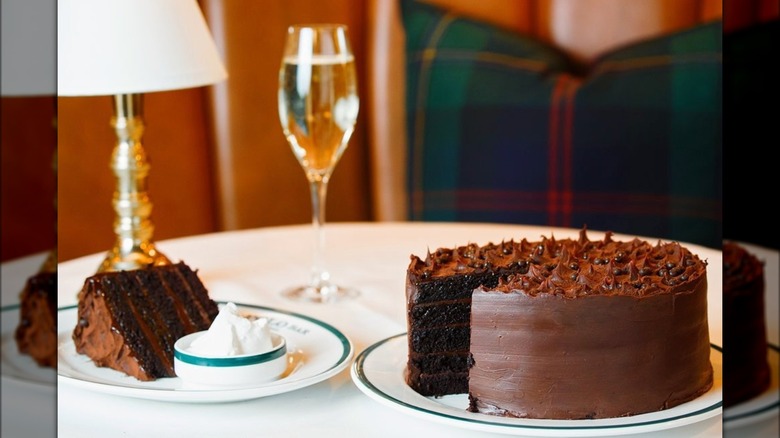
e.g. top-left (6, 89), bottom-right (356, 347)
top-left (3, 0), bottom-right (777, 265)
top-left (1, 97), bottom-right (56, 261)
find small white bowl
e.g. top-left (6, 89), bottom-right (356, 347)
top-left (174, 331), bottom-right (287, 388)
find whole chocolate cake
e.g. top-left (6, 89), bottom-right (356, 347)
top-left (15, 271), bottom-right (57, 368)
top-left (405, 229), bottom-right (713, 419)
top-left (722, 241), bottom-right (770, 407)
top-left (72, 262), bottom-right (219, 381)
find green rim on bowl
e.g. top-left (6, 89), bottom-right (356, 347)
top-left (174, 333), bottom-right (287, 367)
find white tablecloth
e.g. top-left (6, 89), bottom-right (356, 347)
top-left (3, 222), bottom-right (778, 437)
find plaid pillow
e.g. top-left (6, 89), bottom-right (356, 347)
top-left (401, 0), bottom-right (722, 248)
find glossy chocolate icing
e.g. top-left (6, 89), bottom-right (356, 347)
top-left (467, 234), bottom-right (712, 419)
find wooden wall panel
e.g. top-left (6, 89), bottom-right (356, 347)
top-left (57, 96), bottom-right (113, 263)
top-left (418, 0), bottom-right (724, 65)
top-left (202, 0), bottom-right (371, 231)
top-left (535, 0), bottom-right (722, 64)
top-left (1, 97), bottom-right (57, 262)
top-left (422, 0), bottom-right (535, 33)
top-left (57, 88), bottom-right (217, 262)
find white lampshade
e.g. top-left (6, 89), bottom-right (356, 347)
top-left (58, 0), bottom-right (227, 96)
top-left (1, 0), bottom-right (56, 96)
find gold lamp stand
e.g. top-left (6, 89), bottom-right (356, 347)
top-left (98, 94), bottom-right (170, 272)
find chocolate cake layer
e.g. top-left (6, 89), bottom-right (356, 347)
top-left (72, 262), bottom-right (219, 381)
top-left (15, 271), bottom-right (57, 368)
top-left (467, 233), bottom-right (712, 419)
top-left (723, 242), bottom-right (770, 407)
top-left (406, 241), bottom-right (533, 396)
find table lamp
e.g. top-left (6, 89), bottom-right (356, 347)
top-left (58, 0), bottom-right (227, 272)
top-left (1, 0), bottom-right (57, 272)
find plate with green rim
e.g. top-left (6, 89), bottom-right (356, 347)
top-left (57, 302), bottom-right (353, 403)
top-left (351, 333), bottom-right (722, 437)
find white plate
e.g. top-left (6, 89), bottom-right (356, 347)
top-left (58, 302), bottom-right (353, 403)
top-left (0, 304), bottom-right (57, 386)
top-left (352, 334), bottom-right (723, 437)
top-left (724, 344), bottom-right (780, 429)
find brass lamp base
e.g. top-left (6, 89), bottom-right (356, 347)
top-left (99, 244), bottom-right (170, 273)
top-left (97, 93), bottom-right (170, 273)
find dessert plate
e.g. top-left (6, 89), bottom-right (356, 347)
top-left (57, 302), bottom-right (353, 403)
top-left (0, 304), bottom-right (57, 386)
top-left (724, 344), bottom-right (780, 429)
top-left (352, 333), bottom-right (723, 437)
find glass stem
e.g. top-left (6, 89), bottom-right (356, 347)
top-left (309, 175), bottom-right (330, 290)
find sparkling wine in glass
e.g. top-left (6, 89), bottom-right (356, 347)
top-left (277, 24), bottom-right (359, 303)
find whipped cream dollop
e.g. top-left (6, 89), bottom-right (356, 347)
top-left (188, 302), bottom-right (274, 357)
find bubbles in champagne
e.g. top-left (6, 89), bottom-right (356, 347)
top-left (278, 54), bottom-right (359, 176)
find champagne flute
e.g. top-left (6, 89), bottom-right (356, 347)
top-left (277, 24), bottom-right (359, 303)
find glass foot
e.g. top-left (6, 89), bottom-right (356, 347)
top-left (281, 284), bottom-right (359, 303)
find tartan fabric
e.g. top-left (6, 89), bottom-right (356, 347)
top-left (401, 0), bottom-right (722, 248)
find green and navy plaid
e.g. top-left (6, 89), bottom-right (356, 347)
top-left (401, 0), bottom-right (722, 248)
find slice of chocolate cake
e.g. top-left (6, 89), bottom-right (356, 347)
top-left (467, 234), bottom-right (712, 419)
top-left (15, 271), bottom-right (57, 368)
top-left (72, 262), bottom-right (219, 381)
top-left (723, 241), bottom-right (770, 407)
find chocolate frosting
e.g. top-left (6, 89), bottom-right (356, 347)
top-left (463, 231), bottom-right (713, 419)
top-left (469, 281), bottom-right (712, 419)
top-left (408, 229), bottom-right (707, 299)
